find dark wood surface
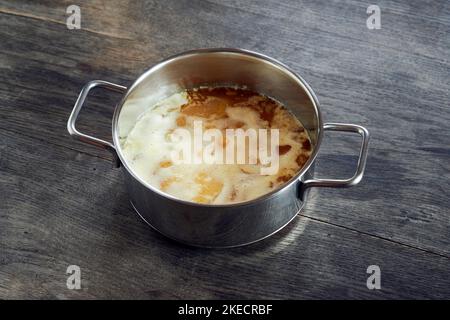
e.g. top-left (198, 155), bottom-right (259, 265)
top-left (0, 0), bottom-right (449, 299)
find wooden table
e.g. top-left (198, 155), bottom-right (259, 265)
top-left (1, 0), bottom-right (449, 299)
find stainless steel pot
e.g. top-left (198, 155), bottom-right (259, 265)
top-left (67, 48), bottom-right (370, 248)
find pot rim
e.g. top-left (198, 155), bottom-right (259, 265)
top-left (111, 48), bottom-right (324, 208)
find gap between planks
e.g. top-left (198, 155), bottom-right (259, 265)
top-left (298, 213), bottom-right (450, 260)
top-left (0, 8), bottom-right (133, 40)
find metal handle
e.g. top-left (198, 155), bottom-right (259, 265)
top-left (67, 80), bottom-right (127, 162)
top-left (302, 123), bottom-right (370, 190)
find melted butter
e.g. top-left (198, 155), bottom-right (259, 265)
top-left (120, 87), bottom-right (313, 204)
top-left (192, 172), bottom-right (224, 203)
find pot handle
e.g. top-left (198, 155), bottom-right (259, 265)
top-left (301, 123), bottom-right (370, 191)
top-left (67, 80), bottom-right (127, 165)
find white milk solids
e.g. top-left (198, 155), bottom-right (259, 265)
top-left (119, 87), bottom-right (312, 204)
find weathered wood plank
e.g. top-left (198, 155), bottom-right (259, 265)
top-left (0, 1), bottom-right (449, 257)
top-left (1, 129), bottom-right (449, 299)
top-left (0, 0), bottom-right (449, 299)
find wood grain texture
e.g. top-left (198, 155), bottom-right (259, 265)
top-left (1, 128), bottom-right (450, 299)
top-left (0, 0), bottom-right (449, 299)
